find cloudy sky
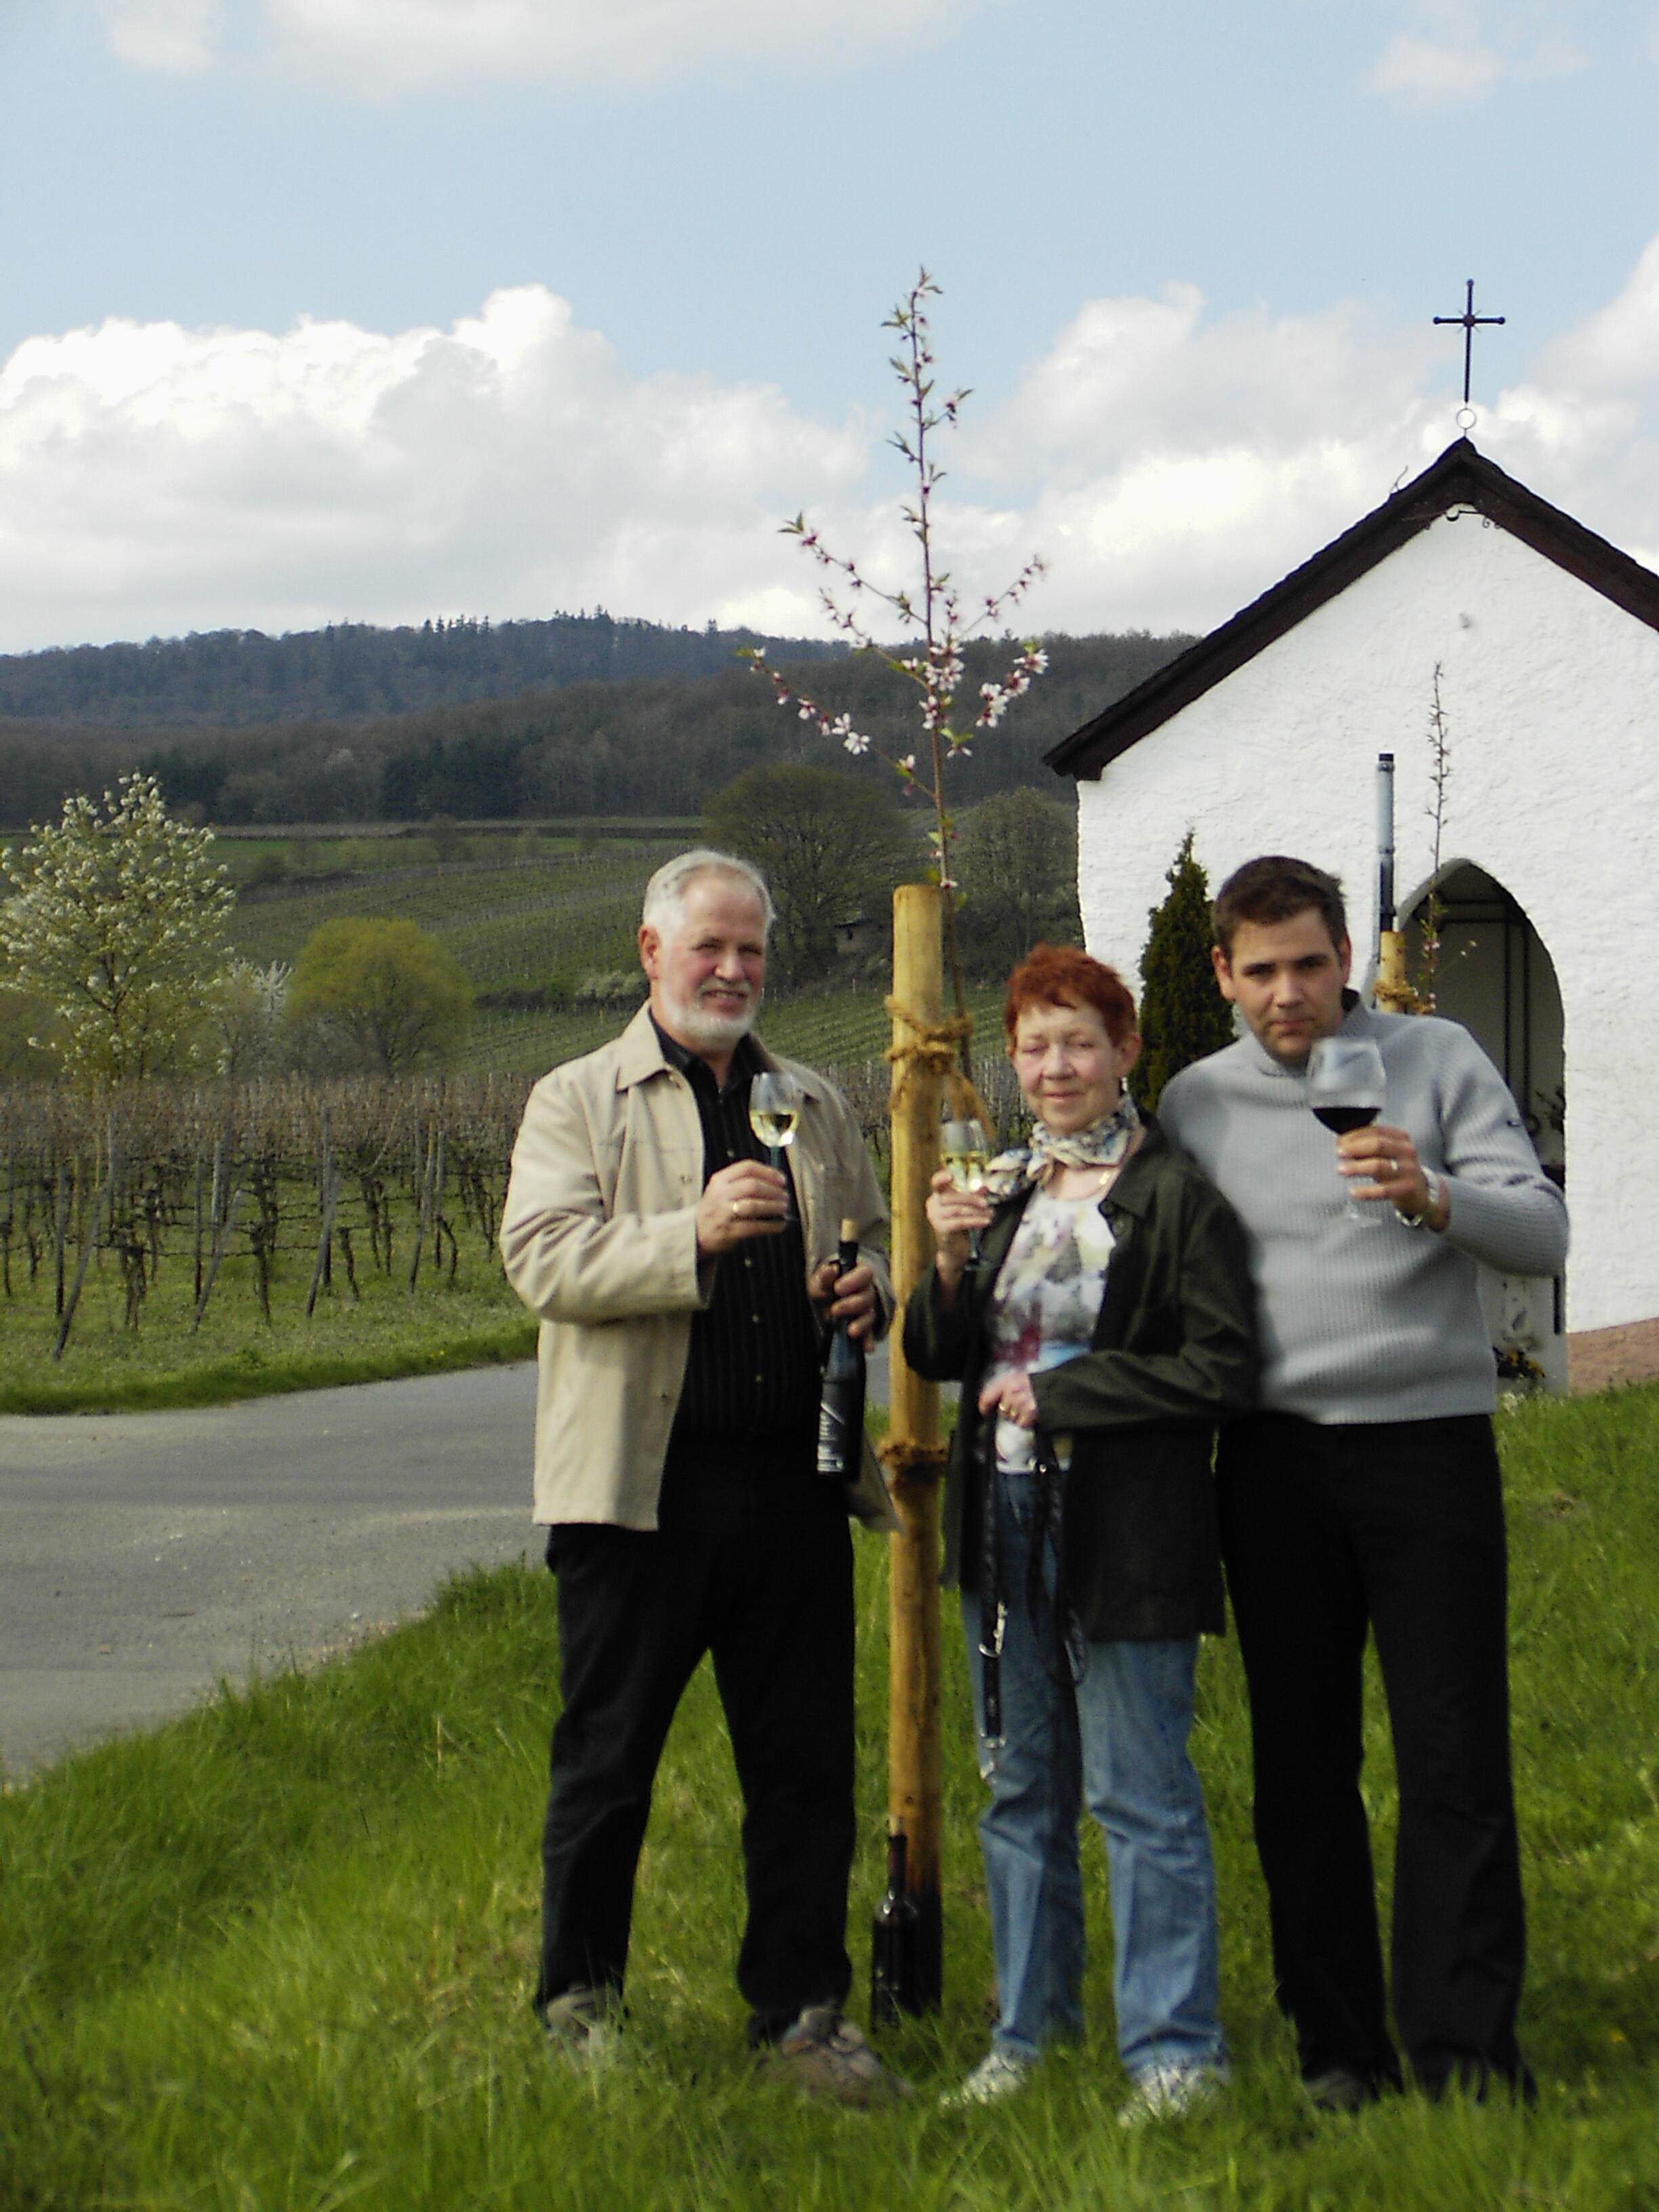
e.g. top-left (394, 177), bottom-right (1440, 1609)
top-left (2, 0), bottom-right (1658, 654)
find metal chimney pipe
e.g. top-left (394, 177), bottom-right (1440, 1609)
top-left (1376, 751), bottom-right (1397, 937)
top-left (1374, 751), bottom-right (1412, 1010)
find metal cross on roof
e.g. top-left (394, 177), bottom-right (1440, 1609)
top-left (1434, 279), bottom-right (1506, 407)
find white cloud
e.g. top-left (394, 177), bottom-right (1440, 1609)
top-left (1368, 34), bottom-right (1502, 99)
top-left (96, 0), bottom-right (986, 91)
top-left (947, 288), bottom-right (1446, 633)
top-left (99, 0), bottom-right (224, 73)
top-left (1366, 2), bottom-right (1588, 101)
top-left (0, 287), bottom-right (869, 651)
top-left (5, 247), bottom-right (1659, 657)
top-left (1534, 234), bottom-right (1659, 396)
top-left (947, 254), bottom-right (1659, 635)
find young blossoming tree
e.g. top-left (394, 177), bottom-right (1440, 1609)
top-left (743, 270), bottom-right (1048, 1025)
top-left (0, 773), bottom-right (235, 1087)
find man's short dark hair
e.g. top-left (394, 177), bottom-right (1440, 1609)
top-left (1212, 856), bottom-right (1348, 958)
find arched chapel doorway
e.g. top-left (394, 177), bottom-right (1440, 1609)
top-left (1404, 862), bottom-right (1565, 1387)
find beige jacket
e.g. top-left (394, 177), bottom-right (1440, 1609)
top-left (500, 1004), bottom-right (895, 1530)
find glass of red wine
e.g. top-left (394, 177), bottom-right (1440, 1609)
top-left (1306, 1036), bottom-right (1388, 1227)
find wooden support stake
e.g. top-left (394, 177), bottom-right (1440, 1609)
top-left (54, 1163), bottom-right (68, 1318)
top-left (879, 882), bottom-right (947, 2011)
top-left (1374, 926), bottom-right (1416, 1013)
top-left (54, 1181), bottom-right (111, 1361)
top-left (306, 1105), bottom-right (337, 1319)
top-left (408, 1122), bottom-right (436, 1294)
top-left (192, 1149), bottom-right (205, 1306)
top-left (192, 1187), bottom-right (244, 1332)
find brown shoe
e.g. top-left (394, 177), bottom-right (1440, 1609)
top-left (765, 2006), bottom-right (913, 2108)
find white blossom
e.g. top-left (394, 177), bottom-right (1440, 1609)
top-left (0, 773), bottom-right (235, 1086)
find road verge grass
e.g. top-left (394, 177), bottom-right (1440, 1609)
top-left (3, 1387), bottom-right (1657, 2207)
top-left (0, 1250), bottom-right (534, 1415)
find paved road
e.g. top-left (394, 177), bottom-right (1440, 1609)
top-left (0, 1344), bottom-right (900, 1778)
top-left (0, 1366), bottom-right (544, 1778)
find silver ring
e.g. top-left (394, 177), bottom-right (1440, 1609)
top-left (731, 1200), bottom-right (740, 1221)
top-left (1386, 1157), bottom-right (1398, 1176)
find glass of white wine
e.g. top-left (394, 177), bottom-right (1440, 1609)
top-left (941, 1115), bottom-right (991, 1264)
top-left (749, 1070), bottom-right (801, 1223)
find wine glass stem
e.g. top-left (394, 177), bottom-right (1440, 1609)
top-left (769, 1145), bottom-right (794, 1221)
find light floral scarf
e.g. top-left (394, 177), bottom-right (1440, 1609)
top-left (981, 1092), bottom-right (1141, 1200)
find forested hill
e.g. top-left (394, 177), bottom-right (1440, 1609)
top-left (0, 630), bottom-right (1192, 827)
top-left (0, 612), bottom-right (847, 729)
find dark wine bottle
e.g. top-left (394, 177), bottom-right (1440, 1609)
top-left (815, 1216), bottom-right (866, 1483)
top-left (869, 1826), bottom-right (922, 2028)
top-left (1312, 1105), bottom-right (1381, 1134)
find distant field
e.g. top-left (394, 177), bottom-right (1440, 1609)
top-left (213, 823), bottom-right (699, 876)
top-left (229, 848), bottom-right (671, 968)
top-left (227, 842), bottom-right (1012, 1082)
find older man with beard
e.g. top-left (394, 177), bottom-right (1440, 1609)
top-left (500, 848), bottom-right (903, 2104)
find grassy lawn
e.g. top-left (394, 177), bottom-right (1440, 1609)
top-left (0, 1235), bottom-right (533, 1416)
top-left (3, 1386), bottom-right (1656, 2207)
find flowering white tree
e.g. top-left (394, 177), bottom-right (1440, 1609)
top-left (205, 958), bottom-right (292, 1078)
top-left (743, 270), bottom-right (1048, 1008)
top-left (0, 773), bottom-right (236, 1086)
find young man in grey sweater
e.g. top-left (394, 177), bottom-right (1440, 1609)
top-left (1160, 855), bottom-right (1567, 2111)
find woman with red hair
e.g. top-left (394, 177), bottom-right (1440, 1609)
top-left (905, 944), bottom-right (1256, 2119)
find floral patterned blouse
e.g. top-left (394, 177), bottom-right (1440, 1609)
top-left (981, 1187), bottom-right (1116, 1472)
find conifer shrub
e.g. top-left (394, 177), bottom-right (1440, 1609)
top-left (1131, 830), bottom-right (1234, 1111)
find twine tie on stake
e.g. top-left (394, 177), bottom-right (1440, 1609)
top-left (879, 1437), bottom-right (949, 1486)
top-left (883, 998), bottom-right (996, 1133)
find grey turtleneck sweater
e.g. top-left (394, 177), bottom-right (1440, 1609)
top-left (1160, 999), bottom-right (1568, 1424)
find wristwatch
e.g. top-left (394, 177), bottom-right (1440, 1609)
top-left (1398, 1169), bottom-right (1443, 1231)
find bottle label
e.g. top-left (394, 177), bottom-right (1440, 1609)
top-left (817, 1391), bottom-right (856, 1480)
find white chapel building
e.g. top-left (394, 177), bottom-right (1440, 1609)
top-left (1048, 438), bottom-right (1659, 1394)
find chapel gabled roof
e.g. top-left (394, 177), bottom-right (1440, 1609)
top-left (1048, 436), bottom-right (1659, 780)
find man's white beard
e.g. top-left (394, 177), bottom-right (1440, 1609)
top-left (657, 980), bottom-right (760, 1057)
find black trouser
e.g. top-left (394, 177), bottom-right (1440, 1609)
top-left (1217, 1412), bottom-right (1528, 2097)
top-left (537, 1439), bottom-right (856, 2033)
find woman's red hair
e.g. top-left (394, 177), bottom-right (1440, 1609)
top-left (1004, 943), bottom-right (1138, 1048)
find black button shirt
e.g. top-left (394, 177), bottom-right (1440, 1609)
top-left (652, 1021), bottom-right (821, 1452)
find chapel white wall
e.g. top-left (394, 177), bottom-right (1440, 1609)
top-left (1073, 510), bottom-right (1659, 1337)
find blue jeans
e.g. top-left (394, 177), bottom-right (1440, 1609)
top-left (961, 1470), bottom-right (1226, 2077)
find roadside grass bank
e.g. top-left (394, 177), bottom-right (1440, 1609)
top-left (3, 1387), bottom-right (1657, 2208)
top-left (0, 1250), bottom-right (533, 1416)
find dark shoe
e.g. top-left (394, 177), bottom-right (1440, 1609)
top-left (1417, 2058), bottom-right (1538, 2106)
top-left (1304, 2066), bottom-right (1382, 2114)
top-left (543, 1985), bottom-right (623, 2076)
top-left (764, 2005), bottom-right (913, 2108)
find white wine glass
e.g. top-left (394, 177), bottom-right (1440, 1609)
top-left (1306, 1036), bottom-right (1388, 1228)
top-left (749, 1070), bottom-right (801, 1224)
top-left (941, 1115), bottom-right (991, 1264)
